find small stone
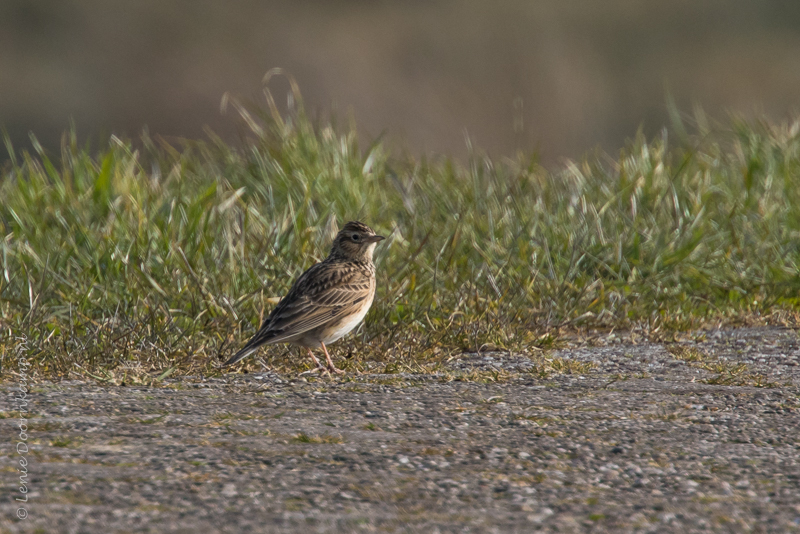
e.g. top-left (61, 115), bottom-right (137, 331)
top-left (527, 508), bottom-right (554, 523)
top-left (720, 481), bottom-right (733, 495)
top-left (221, 483), bottom-right (237, 497)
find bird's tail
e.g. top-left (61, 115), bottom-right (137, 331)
top-left (223, 344), bottom-right (260, 367)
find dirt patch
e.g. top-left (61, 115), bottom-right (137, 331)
top-left (2, 327), bottom-right (800, 533)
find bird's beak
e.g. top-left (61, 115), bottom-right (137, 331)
top-left (366, 235), bottom-right (385, 243)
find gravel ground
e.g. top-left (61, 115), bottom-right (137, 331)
top-left (2, 327), bottom-right (800, 533)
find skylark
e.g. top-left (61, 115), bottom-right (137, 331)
top-left (224, 221), bottom-right (385, 374)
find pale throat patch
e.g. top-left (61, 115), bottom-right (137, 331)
top-left (364, 241), bottom-right (377, 261)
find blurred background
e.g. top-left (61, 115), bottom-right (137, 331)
top-left (2, 0), bottom-right (800, 163)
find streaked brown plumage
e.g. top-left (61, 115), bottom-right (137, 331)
top-left (224, 221), bottom-right (384, 374)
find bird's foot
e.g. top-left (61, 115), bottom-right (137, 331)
top-left (327, 365), bottom-right (345, 375)
top-left (319, 342), bottom-right (345, 375)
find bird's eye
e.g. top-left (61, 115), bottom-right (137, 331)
top-left (351, 233), bottom-right (360, 241)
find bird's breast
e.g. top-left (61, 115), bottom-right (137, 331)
top-left (319, 290), bottom-right (375, 345)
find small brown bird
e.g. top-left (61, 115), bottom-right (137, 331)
top-left (224, 221), bottom-right (385, 374)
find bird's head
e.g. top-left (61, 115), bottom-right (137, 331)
top-left (330, 221), bottom-right (385, 261)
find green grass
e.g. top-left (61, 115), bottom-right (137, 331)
top-left (2, 83), bottom-right (800, 380)
top-left (50, 437), bottom-right (76, 448)
top-left (292, 432), bottom-right (343, 444)
top-left (666, 345), bottom-right (778, 387)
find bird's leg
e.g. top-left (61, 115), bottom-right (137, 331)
top-left (321, 342), bottom-right (345, 374)
top-left (305, 348), bottom-right (326, 372)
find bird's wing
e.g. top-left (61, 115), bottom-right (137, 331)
top-left (264, 262), bottom-right (373, 341)
top-left (225, 262), bottom-right (373, 365)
